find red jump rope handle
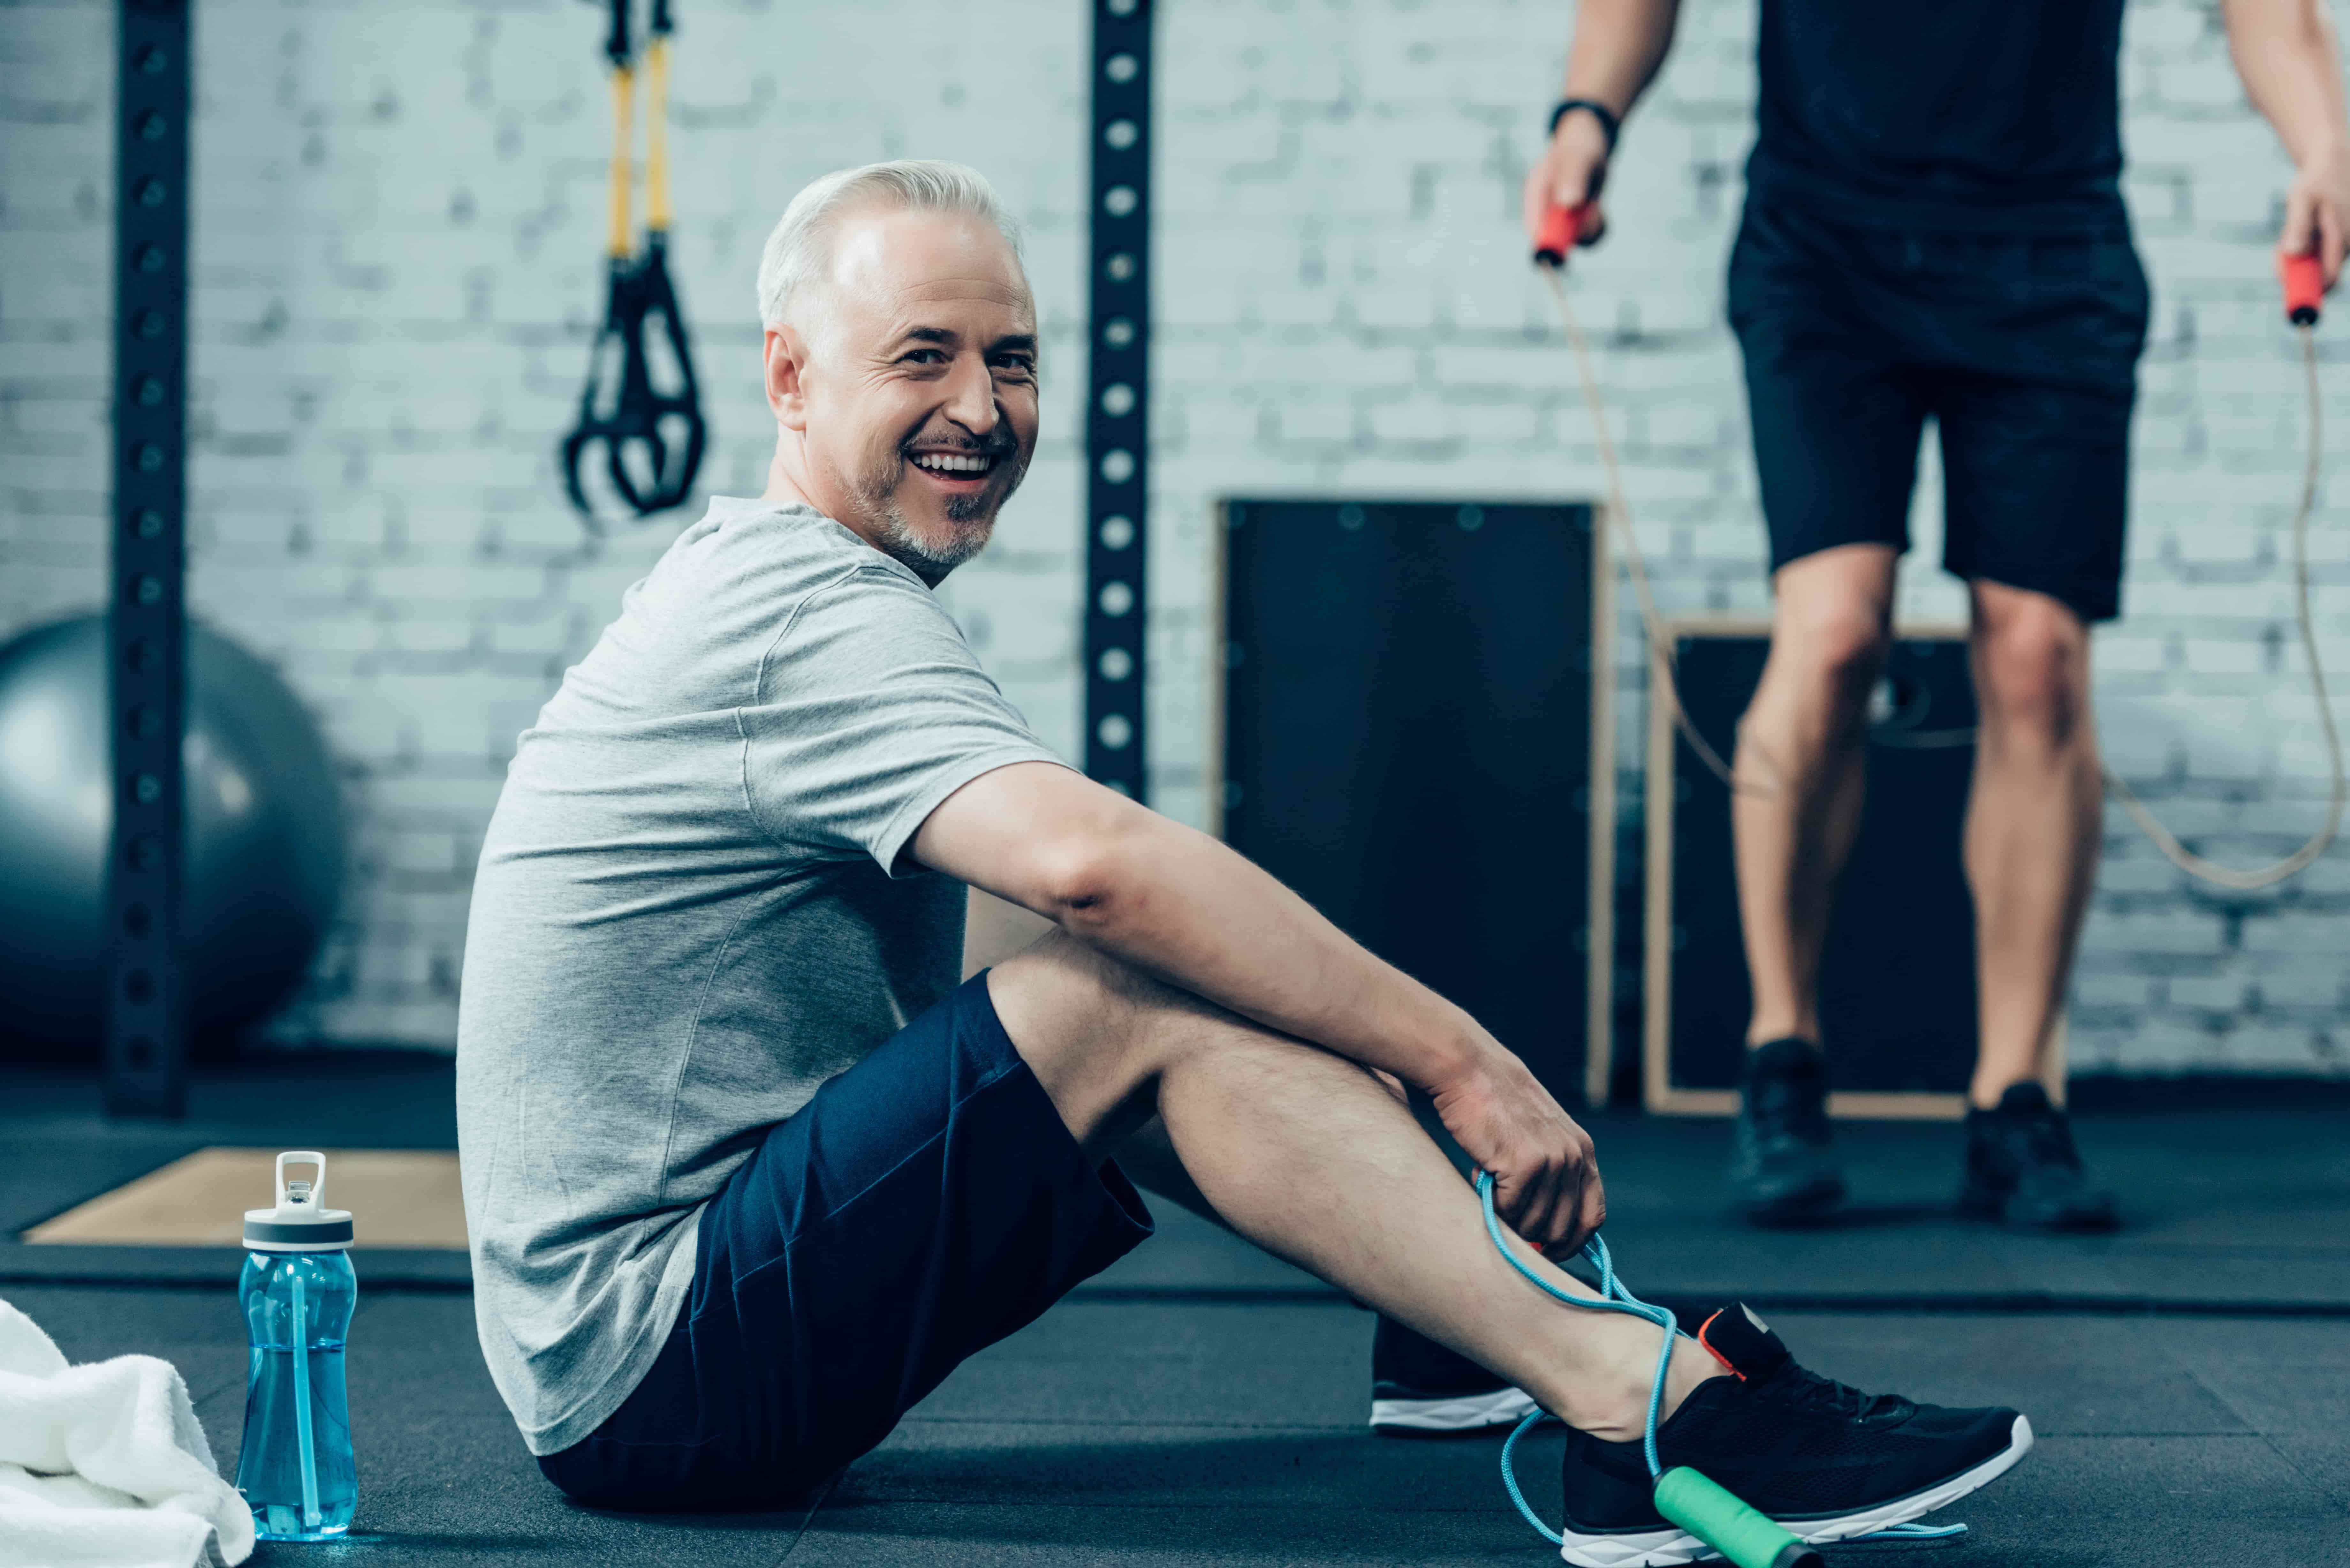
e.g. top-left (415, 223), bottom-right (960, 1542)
top-left (2281, 251), bottom-right (2324, 327)
top-left (1534, 203), bottom-right (1588, 268)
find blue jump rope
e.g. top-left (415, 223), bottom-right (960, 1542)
top-left (1473, 1171), bottom-right (1965, 1565)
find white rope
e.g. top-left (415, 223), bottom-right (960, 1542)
top-left (1543, 267), bottom-right (1750, 795)
top-left (2098, 329), bottom-right (2343, 888)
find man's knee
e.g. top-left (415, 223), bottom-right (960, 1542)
top-left (986, 929), bottom-right (1213, 1148)
top-left (1764, 548), bottom-right (1895, 694)
top-left (1786, 604), bottom-right (1892, 680)
top-left (1766, 596), bottom-right (1893, 711)
top-left (989, 928), bottom-right (1178, 1042)
top-left (1972, 590), bottom-right (2091, 748)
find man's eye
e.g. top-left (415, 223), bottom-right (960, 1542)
top-left (993, 357), bottom-right (1036, 376)
top-left (901, 349), bottom-right (947, 365)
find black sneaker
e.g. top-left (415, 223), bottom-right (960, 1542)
top-left (1556, 1303), bottom-right (2032, 1567)
top-left (1960, 1082), bottom-right (2119, 1231)
top-left (1367, 1314), bottom-right (1537, 1435)
top-left (1726, 1037), bottom-right (1846, 1224)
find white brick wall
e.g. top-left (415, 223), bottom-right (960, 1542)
top-left (2, 0), bottom-right (2343, 1074)
top-left (1, 0), bottom-right (1091, 1047)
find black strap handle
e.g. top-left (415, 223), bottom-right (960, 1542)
top-left (563, 0), bottom-right (703, 527)
top-left (602, 0), bottom-right (630, 68)
top-left (560, 238), bottom-right (705, 527)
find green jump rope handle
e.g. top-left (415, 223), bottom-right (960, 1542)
top-left (1653, 1467), bottom-right (1822, 1568)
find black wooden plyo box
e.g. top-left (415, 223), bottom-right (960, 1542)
top-left (1642, 619), bottom-right (2062, 1118)
top-left (1213, 498), bottom-right (1613, 1108)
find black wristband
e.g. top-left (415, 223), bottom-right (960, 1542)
top-left (1548, 97), bottom-right (1620, 154)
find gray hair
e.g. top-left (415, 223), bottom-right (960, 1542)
top-left (755, 160), bottom-right (1023, 332)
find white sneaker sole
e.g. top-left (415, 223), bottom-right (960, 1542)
top-left (1368, 1386), bottom-right (1541, 1433)
top-left (1556, 1412), bottom-right (2035, 1567)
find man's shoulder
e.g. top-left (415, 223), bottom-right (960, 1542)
top-left (685, 497), bottom-right (910, 590)
top-left (656, 497), bottom-right (945, 641)
top-left (650, 501), bottom-right (974, 704)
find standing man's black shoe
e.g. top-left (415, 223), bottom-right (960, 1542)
top-left (1727, 1037), bottom-right (1845, 1224)
top-left (1367, 1314), bottom-right (1536, 1434)
top-left (1960, 1082), bottom-right (2119, 1230)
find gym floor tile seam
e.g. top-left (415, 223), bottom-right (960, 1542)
top-left (899, 1416), bottom-right (1363, 1430)
top-left (761, 1479), bottom-right (836, 1565)
top-left (2254, 1432), bottom-right (2350, 1519)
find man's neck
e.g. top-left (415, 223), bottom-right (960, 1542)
top-left (760, 443), bottom-right (823, 516)
top-left (762, 443), bottom-right (951, 587)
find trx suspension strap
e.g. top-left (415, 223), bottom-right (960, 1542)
top-left (561, 0), bottom-right (706, 530)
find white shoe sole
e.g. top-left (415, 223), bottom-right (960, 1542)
top-left (1555, 1412), bottom-right (2035, 1567)
top-left (1368, 1386), bottom-right (1540, 1433)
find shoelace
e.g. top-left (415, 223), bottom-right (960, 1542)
top-left (1747, 1068), bottom-right (1831, 1141)
top-left (1775, 1362), bottom-right (1905, 1422)
top-left (1475, 1172), bottom-right (1963, 1550)
top-left (1981, 1100), bottom-right (2091, 1184)
top-left (2018, 1110), bottom-right (2086, 1174)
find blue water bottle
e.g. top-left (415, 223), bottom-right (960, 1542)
top-left (237, 1150), bottom-right (358, 1540)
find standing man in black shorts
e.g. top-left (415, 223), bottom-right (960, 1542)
top-left (1526, 1), bottom-right (2350, 1225)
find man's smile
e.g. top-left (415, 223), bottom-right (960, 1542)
top-left (906, 447), bottom-right (1005, 489)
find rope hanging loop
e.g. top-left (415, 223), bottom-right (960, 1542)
top-left (561, 0), bottom-right (707, 531)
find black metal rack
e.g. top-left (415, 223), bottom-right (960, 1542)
top-left (106, 0), bottom-right (193, 1118)
top-left (1083, 0), bottom-right (1151, 801)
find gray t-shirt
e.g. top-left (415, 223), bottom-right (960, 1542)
top-left (456, 496), bottom-right (1066, 1455)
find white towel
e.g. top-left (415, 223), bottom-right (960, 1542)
top-left (0, 1298), bottom-right (252, 1568)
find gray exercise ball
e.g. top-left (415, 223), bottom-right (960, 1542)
top-left (0, 613), bottom-right (345, 1061)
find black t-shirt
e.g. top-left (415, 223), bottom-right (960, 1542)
top-left (1746, 0), bottom-right (2130, 231)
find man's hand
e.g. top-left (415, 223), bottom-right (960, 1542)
top-left (1429, 1044), bottom-right (1605, 1255)
top-left (2283, 139), bottom-right (2350, 286)
top-left (2224, 0), bottom-right (2350, 284)
top-left (1522, 110), bottom-right (1614, 253)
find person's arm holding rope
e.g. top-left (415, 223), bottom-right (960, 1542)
top-left (1521, 0), bottom-right (1683, 249)
top-left (912, 761), bottom-right (1606, 1255)
top-left (2225, 0), bottom-right (2350, 286)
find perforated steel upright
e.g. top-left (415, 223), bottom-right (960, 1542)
top-left (1084, 0), bottom-right (1150, 800)
top-left (106, 0), bottom-right (192, 1117)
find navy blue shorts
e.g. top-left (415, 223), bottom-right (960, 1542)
top-left (536, 972), bottom-right (1154, 1509)
top-left (1727, 199), bottom-right (2150, 623)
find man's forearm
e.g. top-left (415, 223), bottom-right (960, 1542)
top-left (2227, 0), bottom-right (2350, 166)
top-left (1054, 809), bottom-right (1488, 1091)
top-left (914, 764), bottom-right (1510, 1093)
top-left (1560, 0), bottom-right (1683, 119)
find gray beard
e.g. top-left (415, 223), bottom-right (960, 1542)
top-left (870, 502), bottom-right (991, 578)
top-left (853, 447), bottom-right (1030, 580)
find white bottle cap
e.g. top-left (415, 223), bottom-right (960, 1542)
top-left (243, 1151), bottom-right (355, 1252)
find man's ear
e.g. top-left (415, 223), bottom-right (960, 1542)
top-left (764, 327), bottom-right (810, 432)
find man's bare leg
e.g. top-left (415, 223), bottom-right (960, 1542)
top-left (1720, 546), bottom-right (1897, 1220)
top-left (986, 932), bottom-right (1717, 1440)
top-left (962, 886), bottom-right (1056, 979)
top-left (1962, 582), bottom-right (2100, 1107)
top-left (1732, 544), bottom-right (1900, 1045)
top-left (1952, 580), bottom-right (2115, 1228)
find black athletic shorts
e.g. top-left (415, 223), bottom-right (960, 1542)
top-left (1726, 198), bottom-right (2150, 622)
top-left (535, 972), bottom-right (1154, 1509)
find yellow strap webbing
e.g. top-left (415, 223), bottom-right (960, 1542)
top-left (645, 36), bottom-right (671, 235)
top-left (607, 64), bottom-right (635, 260)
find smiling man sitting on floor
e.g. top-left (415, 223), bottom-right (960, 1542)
top-left (454, 161), bottom-right (2033, 1562)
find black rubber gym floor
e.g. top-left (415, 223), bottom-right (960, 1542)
top-left (4, 1057), bottom-right (2346, 1566)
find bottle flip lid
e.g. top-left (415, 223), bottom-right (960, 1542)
top-left (244, 1150), bottom-right (355, 1252)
